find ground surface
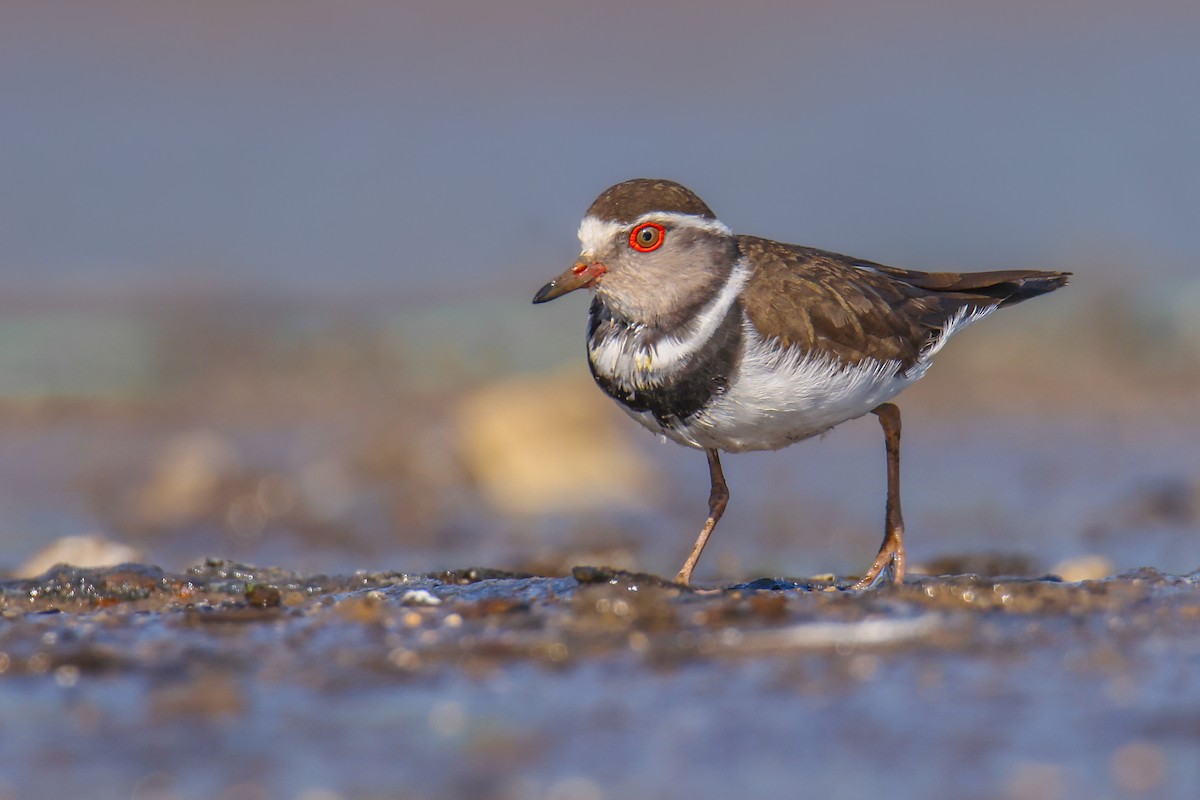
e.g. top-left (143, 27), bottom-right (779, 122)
top-left (1, 561), bottom-right (1198, 800)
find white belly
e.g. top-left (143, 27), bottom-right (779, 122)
top-left (604, 306), bottom-right (990, 453)
top-left (639, 323), bottom-right (908, 451)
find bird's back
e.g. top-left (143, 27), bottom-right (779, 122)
top-left (738, 236), bottom-right (1070, 371)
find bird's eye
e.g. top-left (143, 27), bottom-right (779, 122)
top-left (629, 222), bottom-right (666, 253)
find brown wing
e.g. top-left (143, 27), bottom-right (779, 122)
top-left (738, 236), bottom-right (1070, 370)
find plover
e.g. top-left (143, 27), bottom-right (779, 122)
top-left (533, 179), bottom-right (1069, 588)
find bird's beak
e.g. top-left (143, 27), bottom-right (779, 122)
top-left (532, 261), bottom-right (607, 304)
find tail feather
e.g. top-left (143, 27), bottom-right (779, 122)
top-left (876, 266), bottom-right (1072, 307)
top-left (998, 272), bottom-right (1072, 307)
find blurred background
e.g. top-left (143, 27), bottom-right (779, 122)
top-left (2, 0), bottom-right (1198, 580)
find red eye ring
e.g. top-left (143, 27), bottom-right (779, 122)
top-left (629, 222), bottom-right (666, 253)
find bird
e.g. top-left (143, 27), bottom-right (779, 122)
top-left (532, 178), bottom-right (1069, 589)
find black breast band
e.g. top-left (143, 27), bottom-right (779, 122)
top-left (586, 297), bottom-right (743, 428)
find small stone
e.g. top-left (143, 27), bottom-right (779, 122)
top-left (1052, 555), bottom-right (1114, 582)
top-left (244, 585), bottom-right (282, 608)
top-left (17, 535), bottom-right (142, 578)
top-left (399, 589), bottom-right (442, 606)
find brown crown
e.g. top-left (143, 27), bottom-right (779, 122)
top-left (585, 179), bottom-right (717, 223)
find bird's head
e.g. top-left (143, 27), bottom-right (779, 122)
top-left (533, 179), bottom-right (738, 324)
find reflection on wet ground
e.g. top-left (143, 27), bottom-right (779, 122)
top-left (1, 562), bottom-right (1199, 798)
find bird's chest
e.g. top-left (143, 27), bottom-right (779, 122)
top-left (585, 299), bottom-right (916, 452)
top-left (585, 299), bottom-right (743, 435)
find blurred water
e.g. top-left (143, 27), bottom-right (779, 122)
top-left (2, 567), bottom-right (1200, 799)
top-left (6, 649), bottom-right (1200, 799)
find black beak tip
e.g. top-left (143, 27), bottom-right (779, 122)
top-left (532, 282), bottom-right (555, 304)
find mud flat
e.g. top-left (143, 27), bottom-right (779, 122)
top-left (0, 561), bottom-right (1198, 799)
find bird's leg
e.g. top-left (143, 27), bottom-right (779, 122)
top-left (673, 448), bottom-right (729, 586)
top-left (852, 403), bottom-right (907, 589)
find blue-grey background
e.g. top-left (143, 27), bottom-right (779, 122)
top-left (3, 0), bottom-right (1197, 298)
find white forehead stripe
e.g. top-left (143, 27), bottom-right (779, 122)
top-left (577, 213), bottom-right (732, 255)
top-left (577, 217), bottom-right (623, 255)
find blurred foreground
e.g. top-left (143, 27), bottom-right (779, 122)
top-left (0, 562), bottom-right (1198, 798)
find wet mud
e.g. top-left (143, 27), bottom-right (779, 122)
top-left (2, 561), bottom-right (1198, 799)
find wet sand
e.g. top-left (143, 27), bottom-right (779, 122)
top-left (1, 561), bottom-right (1198, 799)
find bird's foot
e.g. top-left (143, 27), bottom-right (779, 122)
top-left (849, 539), bottom-right (906, 590)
